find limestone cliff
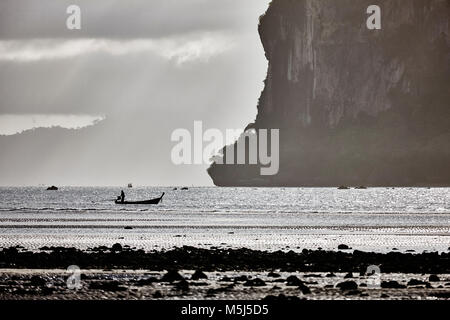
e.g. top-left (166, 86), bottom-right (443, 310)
top-left (208, 0), bottom-right (450, 186)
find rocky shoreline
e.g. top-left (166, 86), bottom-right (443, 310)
top-left (1, 245), bottom-right (449, 273)
top-left (0, 245), bottom-right (449, 300)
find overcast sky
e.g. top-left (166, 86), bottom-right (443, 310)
top-left (0, 0), bottom-right (269, 186)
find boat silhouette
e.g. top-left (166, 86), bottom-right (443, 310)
top-left (115, 192), bottom-right (165, 205)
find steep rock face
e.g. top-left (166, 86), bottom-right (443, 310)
top-left (208, 0), bottom-right (450, 186)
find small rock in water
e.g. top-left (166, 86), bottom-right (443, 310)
top-left (234, 275), bottom-right (248, 282)
top-left (136, 277), bottom-right (158, 286)
top-left (161, 270), bottom-right (184, 282)
top-left (336, 281), bottom-right (358, 291)
top-left (345, 290), bottom-right (361, 296)
top-left (175, 280), bottom-right (190, 291)
top-left (407, 279), bottom-right (429, 286)
top-left (338, 244), bottom-right (350, 250)
top-left (429, 274), bottom-right (440, 282)
top-left (30, 276), bottom-right (46, 287)
top-left (267, 271), bottom-right (281, 278)
top-left (298, 283), bottom-right (311, 294)
top-left (124, 226), bottom-right (133, 230)
top-left (326, 273), bottom-right (336, 278)
top-left (152, 290), bottom-right (163, 298)
top-left (89, 281), bottom-right (126, 292)
top-left (243, 278), bottom-right (266, 287)
top-left (191, 270), bottom-right (208, 280)
top-left (286, 275), bottom-right (303, 286)
top-left (344, 272), bottom-right (354, 279)
top-left (381, 281), bottom-right (406, 289)
top-left (111, 243), bottom-right (122, 252)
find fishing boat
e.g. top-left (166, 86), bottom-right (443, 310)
top-left (115, 193), bottom-right (165, 205)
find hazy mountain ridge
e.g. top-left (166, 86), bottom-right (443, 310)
top-left (208, 0), bottom-right (450, 186)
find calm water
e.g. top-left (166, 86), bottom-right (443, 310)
top-left (0, 187), bottom-right (449, 252)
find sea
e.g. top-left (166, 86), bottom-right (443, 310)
top-left (0, 187), bottom-right (449, 253)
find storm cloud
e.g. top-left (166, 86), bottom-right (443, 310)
top-left (0, 0), bottom-right (269, 186)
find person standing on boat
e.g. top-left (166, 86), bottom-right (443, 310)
top-left (120, 190), bottom-right (125, 203)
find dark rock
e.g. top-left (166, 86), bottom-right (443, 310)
top-left (407, 279), bottom-right (429, 286)
top-left (286, 275), bottom-right (303, 286)
top-left (345, 290), bottom-right (361, 296)
top-left (267, 271), bottom-right (281, 278)
top-left (336, 281), bottom-right (358, 291)
top-left (41, 286), bottom-right (54, 295)
top-left (262, 294), bottom-right (301, 302)
top-left (175, 280), bottom-right (190, 291)
top-left (152, 290), bottom-right (163, 298)
top-left (298, 283), bottom-right (311, 294)
top-left (161, 270), bottom-right (184, 282)
top-left (46, 186), bottom-right (58, 191)
top-left (189, 282), bottom-right (208, 286)
top-left (191, 270), bottom-right (208, 280)
top-left (380, 294), bottom-right (390, 298)
top-left (234, 275), bottom-right (248, 282)
top-left (244, 278), bottom-right (266, 287)
top-left (381, 281), bottom-right (406, 289)
top-left (432, 292), bottom-right (450, 299)
top-left (89, 281), bottom-right (126, 292)
top-left (30, 276), bottom-right (46, 287)
top-left (111, 243), bottom-right (122, 252)
top-left (136, 277), bottom-right (158, 286)
top-left (429, 274), bottom-right (440, 282)
top-left (326, 273), bottom-right (336, 278)
top-left (207, 0), bottom-right (450, 188)
top-left (219, 276), bottom-right (232, 282)
top-left (124, 226), bottom-right (133, 230)
top-left (338, 186), bottom-right (350, 190)
top-left (338, 244), bottom-right (350, 250)
top-left (344, 272), bottom-right (353, 279)
top-left (303, 274), bottom-right (321, 278)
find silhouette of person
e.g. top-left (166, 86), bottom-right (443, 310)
top-left (120, 190), bottom-right (125, 203)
